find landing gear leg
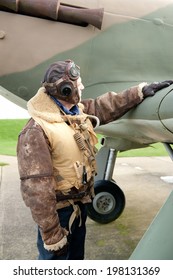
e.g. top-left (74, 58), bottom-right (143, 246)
top-left (87, 146), bottom-right (125, 223)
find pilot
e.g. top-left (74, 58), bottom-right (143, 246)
top-left (17, 59), bottom-right (173, 260)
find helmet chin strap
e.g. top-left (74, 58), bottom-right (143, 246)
top-left (66, 87), bottom-right (80, 105)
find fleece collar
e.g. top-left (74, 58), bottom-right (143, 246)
top-left (27, 87), bottom-right (84, 123)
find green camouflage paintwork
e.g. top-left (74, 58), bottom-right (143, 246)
top-left (1, 0), bottom-right (173, 148)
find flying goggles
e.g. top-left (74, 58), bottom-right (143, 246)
top-left (64, 59), bottom-right (80, 81)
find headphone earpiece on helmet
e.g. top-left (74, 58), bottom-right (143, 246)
top-left (57, 80), bottom-right (75, 97)
top-left (43, 75), bottom-right (79, 104)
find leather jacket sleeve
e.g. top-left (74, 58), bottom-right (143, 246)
top-left (81, 85), bottom-right (144, 125)
top-left (17, 118), bottom-right (67, 248)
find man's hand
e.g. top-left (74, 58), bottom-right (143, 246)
top-left (142, 80), bottom-right (173, 98)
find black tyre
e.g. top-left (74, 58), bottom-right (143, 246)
top-left (87, 180), bottom-right (125, 224)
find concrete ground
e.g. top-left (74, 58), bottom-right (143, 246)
top-left (0, 155), bottom-right (173, 260)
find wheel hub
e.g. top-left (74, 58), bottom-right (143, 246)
top-left (93, 192), bottom-right (116, 214)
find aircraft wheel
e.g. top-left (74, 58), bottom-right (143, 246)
top-left (87, 180), bottom-right (125, 224)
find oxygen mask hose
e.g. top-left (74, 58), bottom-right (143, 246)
top-left (73, 132), bottom-right (86, 150)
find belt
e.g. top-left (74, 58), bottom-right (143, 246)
top-left (56, 190), bottom-right (88, 202)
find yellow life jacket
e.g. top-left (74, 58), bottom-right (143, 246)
top-left (27, 87), bottom-right (98, 194)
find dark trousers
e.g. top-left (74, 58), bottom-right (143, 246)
top-left (37, 202), bottom-right (88, 260)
